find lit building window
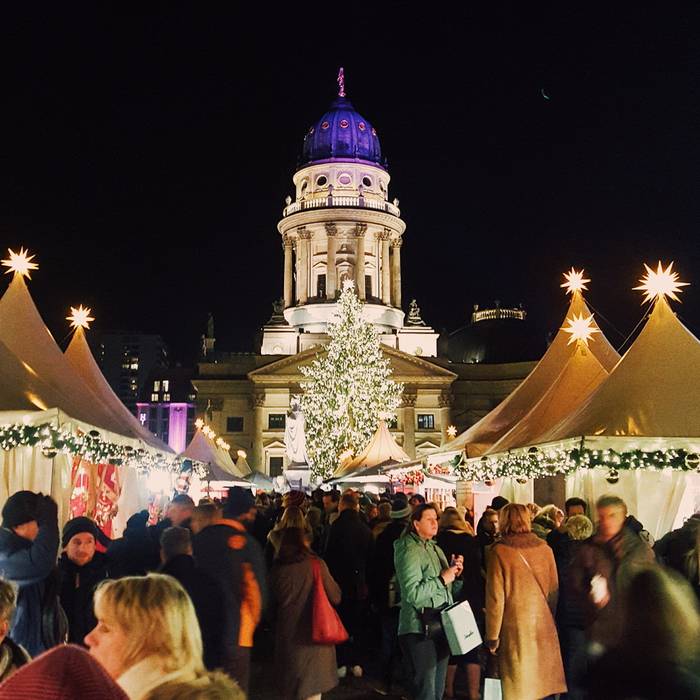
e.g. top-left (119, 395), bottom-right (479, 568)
top-left (130, 362), bottom-right (139, 370)
top-left (268, 414), bottom-right (286, 430)
top-left (163, 393), bottom-right (170, 402)
top-left (153, 381), bottom-right (161, 391)
top-left (417, 414), bottom-right (435, 430)
top-left (139, 413), bottom-right (147, 425)
top-left (163, 380), bottom-right (170, 392)
top-left (151, 393), bottom-right (158, 402)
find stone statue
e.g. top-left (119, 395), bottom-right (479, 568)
top-left (285, 395), bottom-right (309, 466)
top-left (206, 312), bottom-right (215, 338)
top-left (407, 298), bottom-right (427, 326)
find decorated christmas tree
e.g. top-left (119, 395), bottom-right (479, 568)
top-left (300, 282), bottom-right (403, 479)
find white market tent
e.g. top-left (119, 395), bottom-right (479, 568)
top-left (0, 263), bottom-right (174, 524)
top-left (479, 277), bottom-right (700, 538)
top-left (429, 286), bottom-right (620, 463)
top-left (333, 420), bottom-right (412, 479)
top-left (181, 428), bottom-right (249, 482)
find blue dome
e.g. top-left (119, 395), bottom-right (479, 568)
top-left (300, 96), bottom-right (385, 169)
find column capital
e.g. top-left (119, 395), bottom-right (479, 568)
top-left (391, 235), bottom-right (403, 249)
top-left (438, 389), bottom-right (453, 408)
top-left (297, 227), bottom-right (312, 240)
top-left (249, 391), bottom-right (266, 409)
top-left (354, 223), bottom-right (368, 238)
top-left (376, 228), bottom-right (391, 241)
top-left (282, 233), bottom-right (294, 247)
top-left (401, 390), bottom-right (417, 408)
top-left (324, 222), bottom-right (338, 237)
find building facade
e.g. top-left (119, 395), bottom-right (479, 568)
top-left (194, 77), bottom-right (537, 475)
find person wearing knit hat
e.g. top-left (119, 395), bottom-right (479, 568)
top-left (0, 492), bottom-right (64, 656)
top-left (223, 486), bottom-right (256, 522)
top-left (0, 644), bottom-right (128, 700)
top-left (390, 498), bottom-right (412, 521)
top-left (58, 517), bottom-right (111, 646)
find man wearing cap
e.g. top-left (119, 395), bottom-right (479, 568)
top-left (0, 491), bottom-right (65, 656)
top-left (369, 495), bottom-right (412, 689)
top-left (193, 486), bottom-right (266, 694)
top-left (58, 516), bottom-right (111, 646)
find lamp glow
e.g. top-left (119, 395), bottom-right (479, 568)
top-left (2, 247), bottom-right (38, 279)
top-left (563, 312), bottom-right (600, 347)
top-left (194, 418), bottom-right (204, 430)
top-left (237, 449), bottom-right (247, 459)
top-left (561, 268), bottom-right (590, 296)
top-left (67, 305), bottom-right (95, 330)
top-left (633, 261), bottom-right (689, 304)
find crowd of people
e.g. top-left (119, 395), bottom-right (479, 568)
top-left (0, 485), bottom-right (697, 699)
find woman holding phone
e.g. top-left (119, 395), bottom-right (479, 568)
top-left (394, 503), bottom-right (463, 700)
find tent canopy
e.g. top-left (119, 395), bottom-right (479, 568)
top-left (181, 429), bottom-right (249, 481)
top-left (541, 297), bottom-right (700, 442)
top-left (487, 343), bottom-right (609, 454)
top-left (430, 290), bottom-right (620, 459)
top-left (333, 420), bottom-right (411, 478)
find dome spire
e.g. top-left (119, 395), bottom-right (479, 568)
top-left (337, 67), bottom-right (346, 97)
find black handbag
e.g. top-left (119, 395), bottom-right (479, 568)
top-left (419, 605), bottom-right (447, 640)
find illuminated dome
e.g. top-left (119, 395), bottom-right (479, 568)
top-left (300, 95), bottom-right (385, 170)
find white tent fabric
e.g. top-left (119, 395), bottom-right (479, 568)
top-left (333, 421), bottom-right (411, 478)
top-left (487, 345), bottom-right (609, 454)
top-left (0, 274), bottom-right (149, 438)
top-left (541, 297), bottom-right (700, 441)
top-left (430, 291), bottom-right (620, 459)
top-left (181, 429), bottom-right (248, 481)
top-left (65, 327), bottom-right (171, 452)
top-left (235, 453), bottom-right (253, 477)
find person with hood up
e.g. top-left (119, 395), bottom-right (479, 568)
top-left (0, 491), bottom-right (66, 656)
top-left (107, 510), bottom-right (152, 577)
top-left (58, 516), bottom-right (111, 646)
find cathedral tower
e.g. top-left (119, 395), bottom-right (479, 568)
top-left (262, 70), bottom-right (437, 356)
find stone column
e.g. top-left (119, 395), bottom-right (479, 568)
top-left (391, 236), bottom-right (403, 308)
top-left (296, 227), bottom-right (310, 305)
top-left (438, 389), bottom-right (452, 445)
top-left (379, 228), bottom-right (391, 305)
top-left (325, 223), bottom-right (337, 299)
top-left (283, 235), bottom-right (293, 308)
top-left (354, 224), bottom-right (367, 299)
top-left (401, 390), bottom-right (417, 459)
top-left (250, 390), bottom-right (265, 473)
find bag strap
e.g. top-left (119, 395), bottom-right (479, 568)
top-left (517, 551), bottom-right (549, 605)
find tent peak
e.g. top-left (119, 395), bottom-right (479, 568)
top-left (561, 268), bottom-right (590, 296)
top-left (634, 261), bottom-right (689, 305)
top-left (1, 247), bottom-right (38, 280)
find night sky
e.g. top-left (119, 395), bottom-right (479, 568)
top-left (0, 5), bottom-right (697, 362)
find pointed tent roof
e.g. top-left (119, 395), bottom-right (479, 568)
top-left (235, 452), bottom-right (253, 477)
top-left (0, 275), bottom-right (137, 435)
top-left (181, 429), bottom-right (250, 480)
top-left (65, 327), bottom-right (171, 452)
top-left (431, 290), bottom-right (620, 458)
top-left (540, 297), bottom-right (700, 441)
top-left (487, 343), bottom-right (609, 454)
top-left (333, 420), bottom-right (411, 478)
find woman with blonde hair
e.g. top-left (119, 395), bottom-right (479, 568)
top-left (85, 574), bottom-right (205, 699)
top-left (531, 504), bottom-right (564, 540)
top-left (486, 503), bottom-right (566, 699)
top-left (266, 506), bottom-right (312, 565)
top-left (436, 508), bottom-right (482, 700)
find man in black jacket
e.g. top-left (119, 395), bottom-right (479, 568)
top-left (324, 491), bottom-right (373, 678)
top-left (0, 491), bottom-right (64, 656)
top-left (160, 526), bottom-right (225, 670)
top-left (58, 517), bottom-right (111, 646)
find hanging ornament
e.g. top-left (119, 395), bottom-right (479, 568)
top-left (41, 446), bottom-right (57, 459)
top-left (606, 468), bottom-right (619, 484)
top-left (684, 453), bottom-right (700, 471)
top-left (516, 476), bottom-right (528, 485)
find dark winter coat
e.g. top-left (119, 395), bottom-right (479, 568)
top-left (106, 510), bottom-right (152, 577)
top-left (193, 519), bottom-right (267, 654)
top-left (324, 509), bottom-right (373, 601)
top-left (0, 636), bottom-right (30, 684)
top-left (0, 498), bottom-right (65, 657)
top-left (160, 553), bottom-right (226, 670)
top-left (271, 555), bottom-right (342, 700)
top-left (58, 551), bottom-right (111, 646)
top-left (436, 528), bottom-right (485, 627)
top-left (551, 534), bottom-right (587, 630)
top-left (571, 527), bottom-right (655, 647)
top-left (654, 515), bottom-right (700, 596)
top-left (368, 519), bottom-right (407, 612)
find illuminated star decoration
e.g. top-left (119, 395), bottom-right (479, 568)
top-left (194, 418), bottom-right (204, 430)
top-left (563, 312), bottom-right (600, 347)
top-left (67, 305), bottom-right (95, 330)
top-left (561, 268), bottom-right (590, 296)
top-left (446, 425), bottom-right (458, 440)
top-left (633, 261), bottom-right (689, 305)
top-left (1, 247), bottom-right (39, 279)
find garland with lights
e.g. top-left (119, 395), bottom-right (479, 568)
top-left (454, 446), bottom-right (700, 482)
top-left (0, 422), bottom-right (181, 474)
top-left (390, 469), bottom-right (425, 486)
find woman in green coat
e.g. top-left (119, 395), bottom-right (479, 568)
top-left (394, 503), bottom-right (463, 700)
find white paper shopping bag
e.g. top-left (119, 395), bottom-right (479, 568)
top-left (440, 599), bottom-right (482, 656)
top-left (484, 677), bottom-right (502, 700)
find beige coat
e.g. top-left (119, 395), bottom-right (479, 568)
top-left (271, 555), bottom-right (342, 700)
top-left (486, 533), bottom-right (567, 700)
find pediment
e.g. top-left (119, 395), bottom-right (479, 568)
top-left (248, 345), bottom-right (456, 386)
